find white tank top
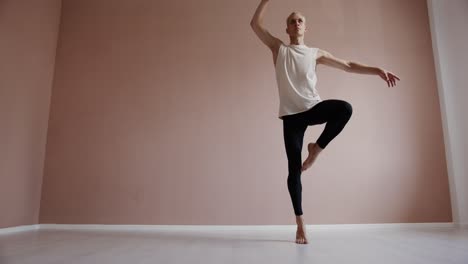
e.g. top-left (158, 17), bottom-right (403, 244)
top-left (275, 43), bottom-right (322, 119)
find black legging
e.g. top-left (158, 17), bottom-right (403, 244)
top-left (282, 99), bottom-right (353, 216)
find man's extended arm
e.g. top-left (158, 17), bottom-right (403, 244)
top-left (317, 49), bottom-right (401, 87)
top-left (250, 0), bottom-right (282, 51)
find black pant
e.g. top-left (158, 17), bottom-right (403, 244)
top-left (282, 99), bottom-right (353, 216)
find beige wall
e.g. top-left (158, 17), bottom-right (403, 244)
top-left (0, 0), bottom-right (62, 228)
top-left (38, 0), bottom-right (451, 225)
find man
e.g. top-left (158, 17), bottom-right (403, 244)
top-left (250, 0), bottom-right (400, 244)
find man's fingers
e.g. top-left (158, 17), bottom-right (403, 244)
top-left (390, 73), bottom-right (401, 81)
top-left (384, 73), bottom-right (390, 87)
top-left (383, 71), bottom-right (400, 87)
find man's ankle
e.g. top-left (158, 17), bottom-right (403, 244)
top-left (314, 144), bottom-right (323, 153)
top-left (295, 215), bottom-right (304, 224)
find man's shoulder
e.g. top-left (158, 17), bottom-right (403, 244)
top-left (305, 46), bottom-right (322, 57)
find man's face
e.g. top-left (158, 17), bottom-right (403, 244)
top-left (286, 13), bottom-right (307, 37)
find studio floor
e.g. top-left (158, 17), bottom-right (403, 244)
top-left (1, 225), bottom-right (468, 264)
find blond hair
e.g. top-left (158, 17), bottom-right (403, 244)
top-left (286, 12), bottom-right (306, 26)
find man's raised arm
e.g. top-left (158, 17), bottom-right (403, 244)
top-left (250, 0), bottom-right (282, 52)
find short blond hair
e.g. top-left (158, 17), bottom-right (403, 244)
top-left (286, 12), bottom-right (306, 26)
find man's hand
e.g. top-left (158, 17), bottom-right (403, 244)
top-left (378, 69), bottom-right (400, 87)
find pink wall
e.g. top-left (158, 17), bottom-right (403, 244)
top-left (0, 0), bottom-right (62, 228)
top-left (39, 0), bottom-right (451, 225)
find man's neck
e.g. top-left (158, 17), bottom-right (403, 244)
top-left (289, 37), bottom-right (305, 45)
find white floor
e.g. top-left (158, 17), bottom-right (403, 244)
top-left (1, 225), bottom-right (468, 264)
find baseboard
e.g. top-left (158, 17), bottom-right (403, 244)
top-left (39, 222), bottom-right (456, 232)
top-left (1, 222), bottom-right (457, 235)
top-left (310, 222), bottom-right (456, 230)
top-left (0, 224), bottom-right (40, 235)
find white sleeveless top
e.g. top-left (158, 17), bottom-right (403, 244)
top-left (275, 43), bottom-right (322, 119)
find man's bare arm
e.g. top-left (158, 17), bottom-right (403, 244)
top-left (250, 0), bottom-right (282, 52)
top-left (317, 49), bottom-right (401, 87)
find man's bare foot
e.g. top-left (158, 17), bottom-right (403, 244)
top-left (296, 226), bottom-right (308, 244)
top-left (295, 215), bottom-right (308, 244)
top-left (301, 143), bottom-right (323, 172)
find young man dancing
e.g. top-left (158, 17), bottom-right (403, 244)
top-left (250, 0), bottom-right (400, 244)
